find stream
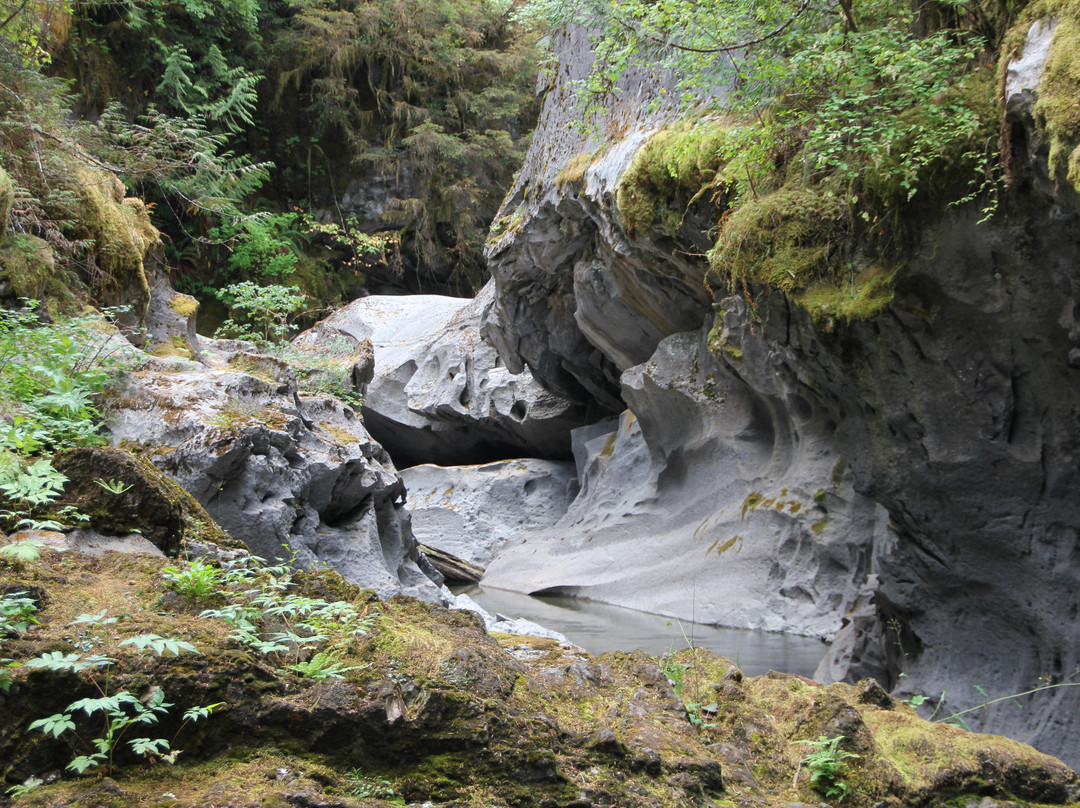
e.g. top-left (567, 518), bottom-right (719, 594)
top-left (456, 584), bottom-right (827, 678)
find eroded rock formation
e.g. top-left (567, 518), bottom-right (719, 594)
top-left (401, 458), bottom-right (577, 569)
top-left (103, 325), bottom-right (441, 601)
top-left (479, 18), bottom-right (1080, 766)
top-left (297, 285), bottom-right (590, 467)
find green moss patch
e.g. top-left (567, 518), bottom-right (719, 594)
top-left (797, 265), bottom-right (898, 325)
top-left (710, 188), bottom-right (850, 294)
top-left (616, 121), bottom-right (728, 233)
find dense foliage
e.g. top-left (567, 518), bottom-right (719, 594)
top-left (520, 0), bottom-right (1023, 322)
top-left (57, 0), bottom-right (541, 298)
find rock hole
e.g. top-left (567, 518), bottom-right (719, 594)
top-left (510, 400), bottom-right (527, 421)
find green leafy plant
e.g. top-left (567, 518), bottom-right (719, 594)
top-left (119, 633), bottom-right (199, 657)
top-left (24, 616), bottom-right (218, 775)
top-left (684, 701), bottom-right (716, 731)
top-left (209, 212), bottom-right (305, 282)
top-left (0, 453), bottom-right (67, 531)
top-left (0, 305), bottom-right (131, 453)
top-left (0, 539), bottom-right (46, 565)
top-left (213, 282), bottom-right (311, 346)
top-left (660, 651), bottom-right (690, 699)
top-left (196, 555), bottom-right (376, 679)
top-left (0, 591), bottom-right (38, 692)
top-left (161, 558), bottom-right (221, 602)
top-left (797, 734), bottom-right (860, 802)
top-left (347, 771), bottom-right (399, 801)
top-left (5, 776), bottom-right (43, 798)
top-left (283, 650), bottom-right (364, 681)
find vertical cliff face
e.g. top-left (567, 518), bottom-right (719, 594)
top-left (482, 21), bottom-right (1080, 765)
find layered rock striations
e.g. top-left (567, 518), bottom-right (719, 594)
top-left (480, 19), bottom-right (1080, 765)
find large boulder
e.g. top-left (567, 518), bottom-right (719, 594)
top-left (293, 285), bottom-right (589, 467)
top-left (104, 349), bottom-right (442, 601)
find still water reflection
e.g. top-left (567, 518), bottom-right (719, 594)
top-left (456, 585), bottom-right (826, 678)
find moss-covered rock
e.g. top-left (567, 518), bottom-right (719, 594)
top-left (54, 169), bottom-right (159, 323)
top-left (50, 447), bottom-right (233, 554)
top-left (0, 234), bottom-right (65, 305)
top-left (709, 188), bottom-right (851, 295)
top-left (0, 550), bottom-right (1076, 808)
top-left (1020, 0), bottom-right (1080, 191)
top-left (616, 122), bottom-right (728, 234)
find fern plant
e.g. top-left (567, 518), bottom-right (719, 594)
top-left (798, 734), bottom-right (860, 802)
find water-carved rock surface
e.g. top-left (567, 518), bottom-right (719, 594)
top-left (485, 328), bottom-right (889, 639)
top-left (104, 345), bottom-right (442, 602)
top-left (483, 27), bottom-right (713, 412)
top-left (298, 285), bottom-right (590, 467)
top-left (479, 15), bottom-right (1080, 767)
top-left (401, 458), bottom-right (578, 569)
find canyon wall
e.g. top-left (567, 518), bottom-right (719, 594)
top-left (480, 21), bottom-right (1080, 765)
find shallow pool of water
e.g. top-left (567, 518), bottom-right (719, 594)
top-left (456, 585), bottom-right (827, 678)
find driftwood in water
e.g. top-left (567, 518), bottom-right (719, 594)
top-left (419, 544), bottom-right (485, 584)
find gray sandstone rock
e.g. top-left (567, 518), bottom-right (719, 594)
top-left (295, 285), bottom-right (588, 467)
top-left (401, 458), bottom-right (578, 568)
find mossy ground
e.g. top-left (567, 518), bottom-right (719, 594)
top-left (0, 548), bottom-right (1076, 808)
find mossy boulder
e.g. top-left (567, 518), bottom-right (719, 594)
top-left (0, 234), bottom-right (63, 306)
top-left (50, 447), bottom-right (233, 554)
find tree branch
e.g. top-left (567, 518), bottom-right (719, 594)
top-left (616, 0), bottom-right (814, 56)
top-left (0, 0), bottom-right (32, 33)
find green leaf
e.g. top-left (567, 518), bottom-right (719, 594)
top-left (24, 651), bottom-right (113, 672)
top-left (29, 713), bottom-right (76, 737)
top-left (119, 633), bottom-right (200, 656)
top-left (0, 540), bottom-right (44, 564)
top-left (67, 753), bottom-right (106, 774)
top-left (129, 737), bottom-right (170, 758)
